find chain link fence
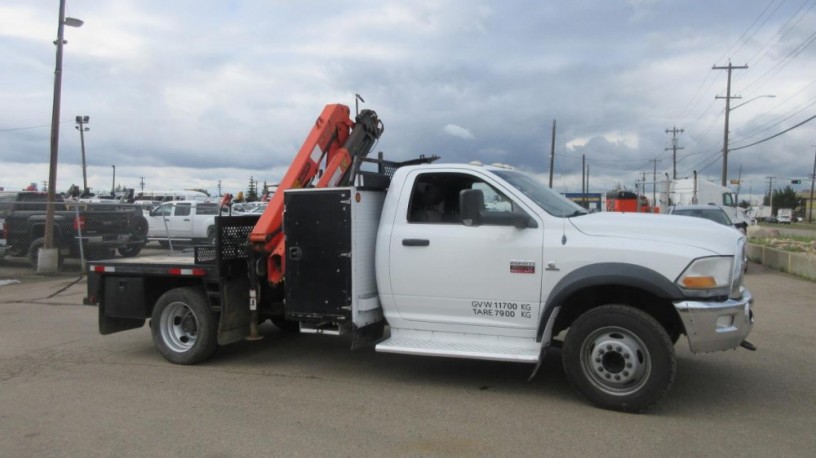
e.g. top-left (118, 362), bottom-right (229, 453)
top-left (1, 196), bottom-right (149, 280)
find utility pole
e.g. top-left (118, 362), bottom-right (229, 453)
top-left (548, 119), bottom-right (556, 188)
top-left (581, 154), bottom-right (586, 197)
top-left (217, 180), bottom-right (222, 197)
top-left (139, 177), bottom-right (145, 191)
top-left (713, 62), bottom-right (748, 186)
top-left (650, 158), bottom-right (661, 209)
top-left (665, 126), bottom-right (684, 179)
top-left (767, 176), bottom-right (775, 216)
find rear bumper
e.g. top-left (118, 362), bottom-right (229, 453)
top-left (76, 234), bottom-right (140, 247)
top-left (674, 289), bottom-right (754, 353)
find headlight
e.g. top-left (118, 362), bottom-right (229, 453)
top-left (676, 256), bottom-right (734, 297)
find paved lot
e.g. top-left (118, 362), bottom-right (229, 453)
top-left (1, 262), bottom-right (815, 456)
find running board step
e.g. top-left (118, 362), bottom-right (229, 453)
top-left (376, 332), bottom-right (540, 363)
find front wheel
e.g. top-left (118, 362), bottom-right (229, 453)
top-left (151, 287), bottom-right (218, 365)
top-left (562, 305), bottom-right (676, 412)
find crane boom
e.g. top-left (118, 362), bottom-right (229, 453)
top-left (249, 103), bottom-right (383, 285)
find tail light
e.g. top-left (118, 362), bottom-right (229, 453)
top-left (74, 215), bottom-right (86, 231)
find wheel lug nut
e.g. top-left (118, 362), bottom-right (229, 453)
top-left (599, 349), bottom-right (605, 355)
top-left (626, 363), bottom-right (633, 368)
top-left (615, 375), bottom-right (620, 380)
top-left (624, 353), bottom-right (630, 359)
top-left (616, 346), bottom-right (622, 352)
top-left (623, 371), bottom-right (629, 377)
top-left (595, 358), bottom-right (601, 363)
top-left (597, 366), bottom-right (604, 372)
top-left (605, 374), bottom-right (611, 379)
top-left (606, 345), bottom-right (612, 350)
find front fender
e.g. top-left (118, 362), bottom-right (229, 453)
top-left (536, 263), bottom-right (684, 341)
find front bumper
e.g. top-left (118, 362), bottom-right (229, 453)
top-left (674, 288), bottom-right (754, 353)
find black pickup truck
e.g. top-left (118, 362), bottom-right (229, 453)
top-left (0, 191), bottom-right (148, 267)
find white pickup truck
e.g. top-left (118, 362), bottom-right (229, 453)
top-left (146, 201), bottom-right (219, 245)
top-left (87, 161), bottom-right (754, 412)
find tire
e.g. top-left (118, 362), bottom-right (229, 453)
top-left (27, 237), bottom-right (64, 268)
top-left (151, 287), bottom-right (218, 365)
top-left (132, 216), bottom-right (149, 239)
top-left (117, 243), bottom-right (144, 257)
top-left (206, 226), bottom-right (216, 246)
top-left (562, 305), bottom-right (676, 413)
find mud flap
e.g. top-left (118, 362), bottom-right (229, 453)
top-left (351, 321), bottom-right (385, 350)
top-left (217, 276), bottom-right (250, 345)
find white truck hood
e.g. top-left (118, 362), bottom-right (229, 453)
top-left (568, 212), bottom-right (741, 255)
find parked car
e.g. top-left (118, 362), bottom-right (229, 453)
top-left (146, 201), bottom-right (219, 246)
top-left (668, 204), bottom-right (740, 229)
top-left (0, 191), bottom-right (148, 266)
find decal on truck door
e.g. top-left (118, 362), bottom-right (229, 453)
top-left (510, 261), bottom-right (535, 274)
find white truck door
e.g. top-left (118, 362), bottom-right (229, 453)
top-left (388, 171), bottom-right (543, 332)
top-left (147, 203), bottom-right (173, 238)
top-left (169, 203), bottom-right (192, 238)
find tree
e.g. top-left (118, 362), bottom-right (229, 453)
top-left (763, 186), bottom-right (801, 215)
top-left (246, 176), bottom-right (258, 202)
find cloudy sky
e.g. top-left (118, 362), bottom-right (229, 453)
top-left (1, 0), bottom-right (815, 203)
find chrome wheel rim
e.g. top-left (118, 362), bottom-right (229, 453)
top-left (580, 326), bottom-right (651, 396)
top-left (160, 301), bottom-right (198, 353)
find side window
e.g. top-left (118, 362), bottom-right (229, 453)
top-left (472, 182), bottom-right (514, 214)
top-left (722, 193), bottom-right (734, 207)
top-left (407, 172), bottom-right (517, 225)
top-left (156, 204), bottom-right (172, 216)
top-left (196, 204), bottom-right (218, 215)
top-left (174, 203), bottom-right (191, 217)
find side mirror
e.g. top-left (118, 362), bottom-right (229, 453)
top-left (460, 189), bottom-right (534, 229)
top-left (460, 189), bottom-right (483, 227)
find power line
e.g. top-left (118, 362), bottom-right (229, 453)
top-left (730, 113), bottom-right (816, 151)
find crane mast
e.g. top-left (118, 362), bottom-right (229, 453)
top-left (249, 103), bottom-right (384, 285)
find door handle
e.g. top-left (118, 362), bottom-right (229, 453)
top-left (402, 238), bottom-right (430, 247)
top-left (184, 219), bottom-right (190, 221)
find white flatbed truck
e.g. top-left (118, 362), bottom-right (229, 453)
top-left (86, 104), bottom-right (755, 412)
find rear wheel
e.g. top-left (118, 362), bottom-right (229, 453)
top-left (118, 243), bottom-right (144, 257)
top-left (562, 305), bottom-right (676, 412)
top-left (151, 287), bottom-right (218, 365)
top-left (206, 226), bottom-right (216, 246)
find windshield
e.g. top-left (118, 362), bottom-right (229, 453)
top-left (493, 169), bottom-right (587, 217)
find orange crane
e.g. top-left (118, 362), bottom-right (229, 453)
top-left (249, 104), bottom-right (384, 285)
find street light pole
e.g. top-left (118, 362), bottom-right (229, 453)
top-left (75, 115), bottom-right (89, 194)
top-left (42, 0), bottom-right (83, 272)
